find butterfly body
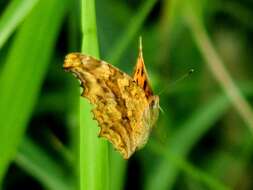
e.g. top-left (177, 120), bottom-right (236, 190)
top-left (63, 40), bottom-right (159, 159)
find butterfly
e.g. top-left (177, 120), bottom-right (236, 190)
top-left (63, 38), bottom-right (159, 159)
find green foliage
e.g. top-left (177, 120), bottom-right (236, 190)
top-left (80, 0), bottom-right (109, 190)
top-left (1, 0), bottom-right (253, 190)
top-left (16, 137), bottom-right (72, 190)
top-left (0, 0), bottom-right (67, 184)
top-left (0, 0), bottom-right (39, 49)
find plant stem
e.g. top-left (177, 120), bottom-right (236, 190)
top-left (80, 0), bottom-right (109, 190)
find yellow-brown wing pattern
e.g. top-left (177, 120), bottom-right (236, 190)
top-left (63, 53), bottom-right (151, 159)
top-left (132, 38), bottom-right (160, 142)
top-left (133, 38), bottom-right (153, 98)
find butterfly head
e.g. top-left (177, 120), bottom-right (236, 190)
top-left (148, 95), bottom-right (160, 128)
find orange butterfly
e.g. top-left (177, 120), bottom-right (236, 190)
top-left (63, 38), bottom-right (159, 159)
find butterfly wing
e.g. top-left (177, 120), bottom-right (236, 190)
top-left (133, 38), bottom-right (154, 98)
top-left (132, 39), bottom-right (160, 133)
top-left (63, 53), bottom-right (150, 159)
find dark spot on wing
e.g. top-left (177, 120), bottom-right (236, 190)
top-left (143, 80), bottom-right (147, 90)
top-left (101, 86), bottom-right (110, 93)
top-left (97, 78), bottom-right (102, 84)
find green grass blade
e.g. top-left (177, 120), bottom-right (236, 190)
top-left (107, 0), bottom-right (157, 64)
top-left (80, 0), bottom-right (109, 190)
top-left (0, 0), bottom-right (68, 184)
top-left (110, 150), bottom-right (127, 190)
top-left (0, 0), bottom-right (39, 49)
top-left (16, 137), bottom-right (72, 190)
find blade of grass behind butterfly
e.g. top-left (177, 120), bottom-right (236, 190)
top-left (0, 0), bottom-right (68, 184)
top-left (66, 0), bottom-right (81, 186)
top-left (80, 0), bottom-right (109, 190)
top-left (106, 0), bottom-right (157, 64)
top-left (0, 0), bottom-right (39, 49)
top-left (15, 137), bottom-right (73, 190)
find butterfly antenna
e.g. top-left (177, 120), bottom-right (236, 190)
top-left (158, 104), bottom-right (165, 114)
top-left (158, 69), bottom-right (194, 95)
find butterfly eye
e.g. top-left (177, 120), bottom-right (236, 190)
top-left (149, 99), bottom-right (156, 109)
top-left (150, 99), bottom-right (155, 107)
top-left (149, 96), bottom-right (159, 109)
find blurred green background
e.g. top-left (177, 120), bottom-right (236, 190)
top-left (1, 0), bottom-right (253, 190)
